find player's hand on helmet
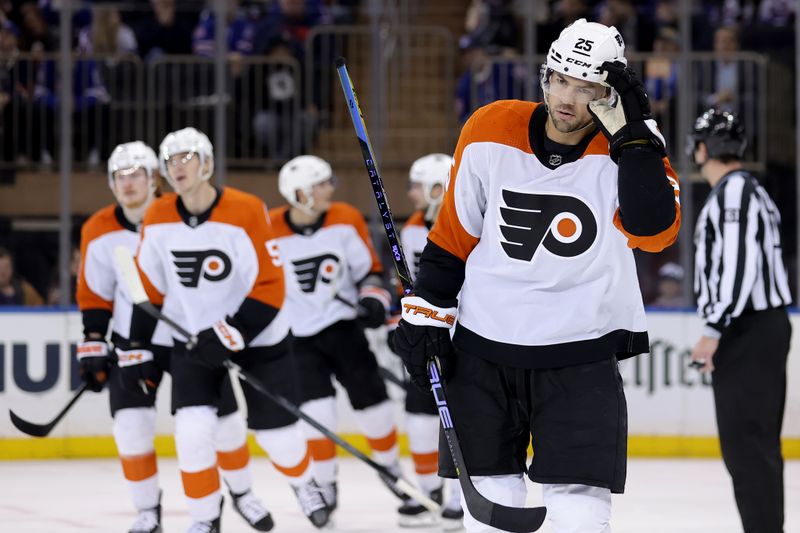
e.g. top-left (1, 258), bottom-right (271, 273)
top-left (115, 340), bottom-right (160, 397)
top-left (392, 295), bottom-right (456, 390)
top-left (77, 339), bottom-right (111, 392)
top-left (190, 317), bottom-right (245, 367)
top-left (356, 286), bottom-right (391, 329)
top-left (588, 60), bottom-right (666, 163)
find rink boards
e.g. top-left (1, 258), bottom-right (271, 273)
top-left (0, 308), bottom-right (798, 459)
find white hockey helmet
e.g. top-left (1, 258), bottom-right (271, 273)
top-left (541, 18), bottom-right (626, 88)
top-left (158, 127), bottom-right (214, 185)
top-left (409, 153), bottom-right (453, 208)
top-left (278, 155), bottom-right (333, 214)
top-left (107, 140), bottom-right (159, 190)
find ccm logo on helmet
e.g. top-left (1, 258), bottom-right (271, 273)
top-left (566, 57), bottom-right (592, 68)
top-left (499, 190), bottom-right (598, 262)
top-left (172, 250), bottom-right (232, 288)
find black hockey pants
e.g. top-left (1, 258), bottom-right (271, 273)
top-left (712, 307), bottom-right (790, 533)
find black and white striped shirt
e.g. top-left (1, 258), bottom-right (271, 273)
top-left (694, 169), bottom-right (792, 336)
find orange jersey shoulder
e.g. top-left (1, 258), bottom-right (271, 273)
top-left (143, 193), bottom-right (181, 226)
top-left (406, 210), bottom-right (426, 227)
top-left (465, 100), bottom-right (537, 154)
top-left (81, 204), bottom-right (124, 243)
top-left (268, 205), bottom-right (293, 238)
top-left (323, 202), bottom-right (366, 228)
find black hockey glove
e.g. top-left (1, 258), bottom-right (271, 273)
top-left (588, 61), bottom-right (666, 163)
top-left (356, 286), bottom-right (391, 329)
top-left (392, 296), bottom-right (457, 390)
top-left (189, 317), bottom-right (246, 367)
top-left (76, 340), bottom-right (111, 392)
top-left (115, 340), bottom-right (160, 397)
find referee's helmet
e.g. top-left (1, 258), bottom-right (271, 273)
top-left (687, 108), bottom-right (747, 163)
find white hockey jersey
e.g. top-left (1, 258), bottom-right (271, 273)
top-left (136, 188), bottom-right (288, 347)
top-left (77, 204), bottom-right (171, 344)
top-left (426, 100), bottom-right (681, 367)
top-left (269, 202), bottom-right (383, 337)
top-left (400, 211), bottom-right (428, 282)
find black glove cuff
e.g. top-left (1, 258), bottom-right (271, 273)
top-left (609, 122), bottom-right (666, 163)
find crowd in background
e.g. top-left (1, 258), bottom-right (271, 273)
top-left (0, 0), bottom-right (797, 308)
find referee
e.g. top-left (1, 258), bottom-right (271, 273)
top-left (689, 108), bottom-right (792, 533)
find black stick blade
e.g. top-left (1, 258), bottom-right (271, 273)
top-left (9, 410), bottom-right (55, 437)
top-left (8, 383), bottom-right (89, 438)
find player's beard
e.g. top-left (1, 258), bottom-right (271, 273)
top-left (544, 94), bottom-right (594, 134)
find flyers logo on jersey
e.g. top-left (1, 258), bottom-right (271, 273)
top-left (499, 190), bottom-right (597, 261)
top-left (172, 250), bottom-right (232, 288)
top-left (292, 253), bottom-right (341, 293)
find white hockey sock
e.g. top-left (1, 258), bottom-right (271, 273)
top-left (542, 483), bottom-right (611, 533)
top-left (354, 400), bottom-right (398, 466)
top-left (215, 412), bottom-right (252, 495)
top-left (446, 478), bottom-right (463, 511)
top-left (406, 413), bottom-right (441, 494)
top-left (113, 408), bottom-right (160, 510)
top-left (175, 406), bottom-right (222, 522)
top-left (461, 475), bottom-right (527, 533)
top-left (300, 397), bottom-right (338, 485)
top-left (255, 423), bottom-right (312, 486)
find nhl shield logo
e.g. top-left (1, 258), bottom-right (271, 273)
top-left (548, 154), bottom-right (562, 166)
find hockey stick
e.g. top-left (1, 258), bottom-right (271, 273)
top-left (336, 57), bottom-right (547, 532)
top-left (9, 383), bottom-right (90, 437)
top-left (113, 246), bottom-right (440, 513)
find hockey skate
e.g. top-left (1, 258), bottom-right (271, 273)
top-left (129, 501), bottom-right (161, 533)
top-left (397, 487), bottom-right (442, 528)
top-left (231, 489), bottom-right (274, 531)
top-left (186, 497), bottom-right (222, 533)
top-left (441, 503), bottom-right (465, 531)
top-left (185, 515), bottom-right (220, 533)
top-left (318, 481), bottom-right (338, 512)
top-left (292, 479), bottom-right (331, 528)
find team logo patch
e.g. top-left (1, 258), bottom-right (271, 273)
top-left (292, 253), bottom-right (341, 293)
top-left (498, 189), bottom-right (598, 261)
top-left (172, 249), bottom-right (232, 288)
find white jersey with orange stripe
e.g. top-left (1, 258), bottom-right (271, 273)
top-left (400, 211), bottom-right (428, 282)
top-left (269, 202), bottom-right (384, 338)
top-left (136, 188), bottom-right (289, 347)
top-left (77, 203), bottom-right (172, 344)
top-left (425, 100), bottom-right (681, 366)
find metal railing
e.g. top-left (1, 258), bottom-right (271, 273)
top-left (305, 25), bottom-right (457, 168)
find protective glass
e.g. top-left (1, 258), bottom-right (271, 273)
top-left (543, 73), bottom-right (605, 104)
top-left (166, 151), bottom-right (197, 167)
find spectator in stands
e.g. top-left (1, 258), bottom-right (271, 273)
top-left (598, 0), bottom-right (655, 51)
top-left (705, 25), bottom-right (740, 113)
top-left (192, 0), bottom-right (264, 57)
top-left (78, 5), bottom-right (138, 56)
top-left (0, 247), bottom-right (44, 306)
top-left (644, 25), bottom-right (680, 152)
top-left (46, 247), bottom-right (79, 306)
top-left (16, 1), bottom-right (55, 52)
top-left (454, 35), bottom-right (526, 124)
top-left (1, 19), bottom-right (19, 173)
top-left (249, 0), bottom-right (328, 162)
top-left (537, 0), bottom-right (592, 53)
top-left (649, 262), bottom-right (690, 308)
top-left (135, 0), bottom-right (195, 61)
top-left (463, 0), bottom-right (519, 52)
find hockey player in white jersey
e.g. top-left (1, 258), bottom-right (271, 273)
top-left (121, 129), bottom-right (330, 532)
top-left (388, 153), bottom-right (464, 529)
top-left (77, 141), bottom-right (275, 533)
top-left (268, 155), bottom-right (403, 515)
top-left (394, 20), bottom-right (681, 533)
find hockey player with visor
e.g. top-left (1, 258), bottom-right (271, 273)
top-left (121, 128), bottom-right (331, 532)
top-left (393, 19), bottom-right (681, 533)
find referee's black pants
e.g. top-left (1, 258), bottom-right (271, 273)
top-left (712, 307), bottom-right (790, 533)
